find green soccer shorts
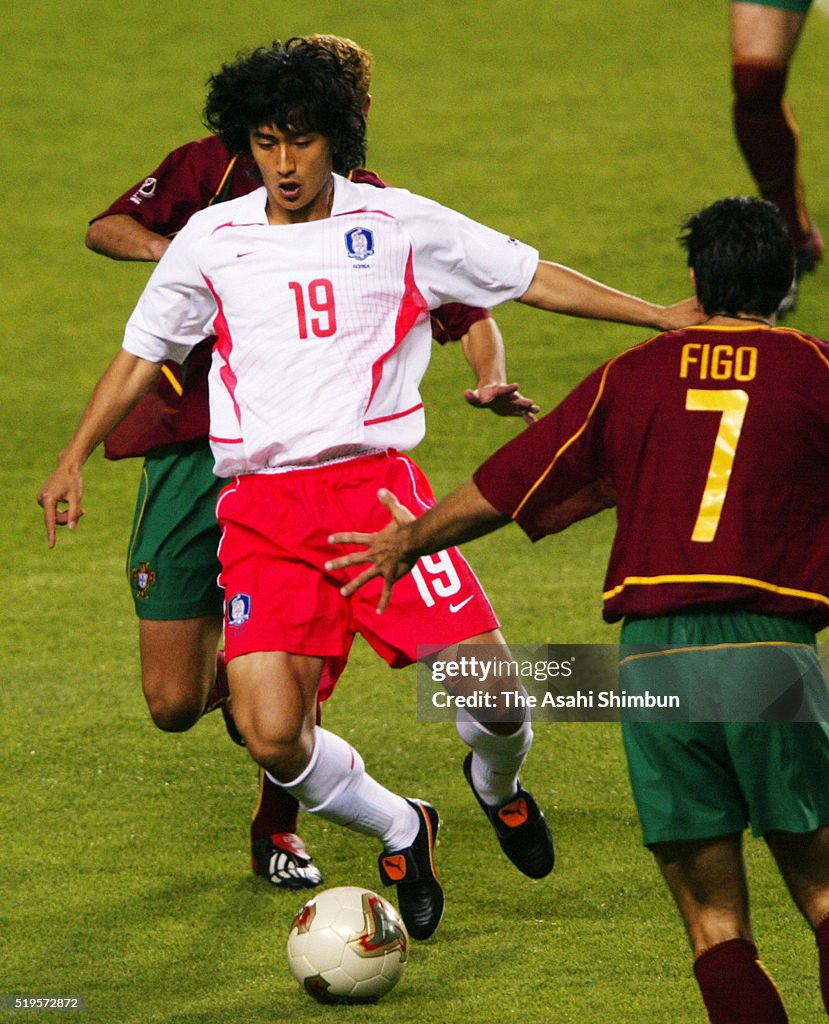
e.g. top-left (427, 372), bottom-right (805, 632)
top-left (619, 609), bottom-right (829, 846)
top-left (733, 0), bottom-right (812, 14)
top-left (126, 441), bottom-right (225, 620)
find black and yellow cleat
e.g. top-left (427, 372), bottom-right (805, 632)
top-left (463, 752), bottom-right (555, 879)
top-left (378, 800), bottom-right (444, 941)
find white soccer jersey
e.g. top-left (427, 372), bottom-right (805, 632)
top-left (122, 174), bottom-right (538, 476)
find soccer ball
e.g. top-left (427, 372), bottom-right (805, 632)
top-left (286, 886), bottom-right (409, 1004)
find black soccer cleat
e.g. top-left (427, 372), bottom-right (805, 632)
top-left (252, 833), bottom-right (323, 890)
top-left (377, 800), bottom-right (444, 941)
top-left (463, 752), bottom-right (555, 879)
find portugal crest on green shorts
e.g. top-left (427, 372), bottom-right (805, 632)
top-left (131, 560), bottom-right (158, 599)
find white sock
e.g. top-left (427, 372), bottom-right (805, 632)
top-left (456, 709), bottom-right (533, 806)
top-left (275, 727), bottom-right (419, 851)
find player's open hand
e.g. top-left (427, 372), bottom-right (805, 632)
top-left (464, 383), bottom-right (539, 423)
top-left (326, 489), bottom-right (417, 613)
top-left (37, 465), bottom-right (85, 548)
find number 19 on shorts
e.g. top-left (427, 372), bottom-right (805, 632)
top-left (410, 551), bottom-right (462, 607)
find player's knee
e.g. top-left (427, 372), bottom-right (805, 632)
top-left (244, 732), bottom-right (282, 768)
top-left (732, 61), bottom-right (787, 111)
top-left (244, 732), bottom-right (303, 778)
top-left (240, 708), bottom-right (315, 778)
top-left (143, 686), bottom-right (203, 732)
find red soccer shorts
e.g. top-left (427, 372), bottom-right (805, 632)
top-left (216, 451), bottom-right (498, 690)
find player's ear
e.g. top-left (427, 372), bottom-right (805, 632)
top-left (362, 95), bottom-right (372, 118)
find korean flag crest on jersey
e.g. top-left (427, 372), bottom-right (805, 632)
top-left (345, 226), bottom-right (374, 262)
top-left (227, 593), bottom-right (251, 627)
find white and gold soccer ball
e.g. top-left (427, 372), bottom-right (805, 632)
top-left (286, 886), bottom-right (409, 1004)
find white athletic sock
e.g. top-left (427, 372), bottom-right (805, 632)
top-left (275, 727), bottom-right (419, 851)
top-left (455, 708), bottom-right (533, 806)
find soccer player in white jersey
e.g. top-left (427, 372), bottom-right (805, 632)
top-left (39, 40), bottom-right (700, 941)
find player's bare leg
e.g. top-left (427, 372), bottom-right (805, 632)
top-left (438, 628), bottom-right (555, 878)
top-left (228, 650), bottom-right (443, 938)
top-left (139, 617), bottom-right (320, 886)
top-left (139, 615), bottom-right (224, 731)
top-left (731, 3), bottom-right (805, 68)
top-left (225, 650), bottom-right (321, 777)
top-left (765, 825), bottom-right (829, 928)
top-left (766, 825), bottom-right (829, 1013)
top-left (654, 834), bottom-right (752, 951)
top-left (653, 834), bottom-right (788, 1021)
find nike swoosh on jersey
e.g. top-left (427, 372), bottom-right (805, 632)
top-left (449, 596), bottom-right (474, 613)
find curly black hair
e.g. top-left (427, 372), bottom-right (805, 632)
top-left (679, 196), bottom-right (794, 317)
top-left (203, 38), bottom-right (366, 174)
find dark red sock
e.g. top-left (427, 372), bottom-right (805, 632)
top-left (732, 61), bottom-right (811, 247)
top-left (250, 769), bottom-right (300, 840)
top-left (816, 915), bottom-right (829, 1014)
top-left (693, 939), bottom-right (788, 1024)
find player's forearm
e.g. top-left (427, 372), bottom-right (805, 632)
top-left (520, 260), bottom-right (684, 330)
top-left (400, 481), bottom-right (510, 563)
top-left (85, 215), bottom-right (171, 262)
top-left (461, 317), bottom-right (507, 388)
top-left (57, 350), bottom-right (162, 470)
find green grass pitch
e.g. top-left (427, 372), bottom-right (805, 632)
top-left (3, 0), bottom-right (829, 1021)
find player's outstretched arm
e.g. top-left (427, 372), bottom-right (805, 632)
top-left (520, 260), bottom-right (702, 331)
top-left (460, 317), bottom-right (539, 423)
top-left (37, 350), bottom-right (162, 547)
top-left (85, 215), bottom-right (171, 263)
top-left (327, 483), bottom-right (509, 613)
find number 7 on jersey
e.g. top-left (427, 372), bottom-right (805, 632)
top-left (685, 388), bottom-right (749, 543)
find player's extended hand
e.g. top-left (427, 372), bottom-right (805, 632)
top-left (464, 383), bottom-right (539, 424)
top-left (326, 489), bottom-right (417, 613)
top-left (37, 464), bottom-right (85, 548)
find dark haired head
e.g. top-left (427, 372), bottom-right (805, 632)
top-left (679, 196), bottom-right (794, 317)
top-left (203, 38), bottom-right (366, 174)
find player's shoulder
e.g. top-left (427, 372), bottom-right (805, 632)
top-left (124, 136), bottom-right (221, 189)
top-left (333, 173), bottom-right (438, 216)
top-left (165, 135), bottom-right (232, 166)
top-left (771, 325), bottom-right (829, 362)
top-left (603, 327), bottom-right (681, 369)
top-left (590, 329), bottom-right (687, 394)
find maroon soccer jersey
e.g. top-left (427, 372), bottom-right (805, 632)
top-left (474, 324), bottom-right (829, 628)
top-left (95, 138), bottom-right (489, 457)
top-left (90, 136), bottom-right (257, 235)
top-left (95, 138), bottom-right (254, 457)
